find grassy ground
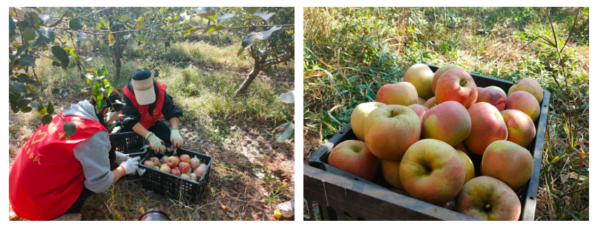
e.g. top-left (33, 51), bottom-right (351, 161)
top-left (9, 30), bottom-right (295, 220)
top-left (303, 7), bottom-right (588, 220)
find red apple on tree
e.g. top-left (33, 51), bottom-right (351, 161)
top-left (328, 140), bottom-right (379, 181)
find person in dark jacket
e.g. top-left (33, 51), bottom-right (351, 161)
top-left (121, 69), bottom-right (184, 153)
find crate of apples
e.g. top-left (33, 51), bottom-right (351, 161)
top-left (310, 63), bottom-right (549, 221)
top-left (143, 154), bottom-right (208, 181)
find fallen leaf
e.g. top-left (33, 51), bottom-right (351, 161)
top-left (257, 211), bottom-right (263, 215)
top-left (221, 190), bottom-right (226, 198)
top-left (221, 205), bottom-right (227, 210)
top-left (139, 207), bottom-right (144, 214)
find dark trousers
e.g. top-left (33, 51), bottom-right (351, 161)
top-left (64, 187), bottom-right (94, 214)
top-left (122, 120), bottom-right (172, 148)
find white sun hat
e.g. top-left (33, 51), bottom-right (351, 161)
top-left (131, 73), bottom-right (156, 105)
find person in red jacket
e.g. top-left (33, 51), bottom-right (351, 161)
top-left (9, 94), bottom-right (140, 220)
top-left (121, 69), bottom-right (184, 153)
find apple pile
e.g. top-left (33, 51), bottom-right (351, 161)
top-left (143, 154), bottom-right (208, 181)
top-left (329, 63), bottom-right (543, 220)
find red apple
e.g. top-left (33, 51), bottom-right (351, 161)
top-left (421, 101), bottom-right (471, 146)
top-left (435, 68), bottom-right (478, 108)
top-left (432, 64), bottom-right (464, 92)
top-left (350, 102), bottom-right (386, 141)
top-left (167, 156), bottom-right (180, 168)
top-left (476, 87), bottom-right (506, 111)
top-left (178, 162), bottom-right (191, 174)
top-left (508, 77), bottom-right (543, 103)
top-left (403, 63), bottom-right (435, 99)
top-left (464, 102), bottom-right (508, 155)
top-left (506, 91), bottom-right (540, 121)
top-left (150, 157), bottom-right (161, 167)
top-left (408, 104), bottom-right (428, 121)
top-left (400, 139), bottom-right (466, 205)
top-left (181, 174), bottom-right (191, 180)
top-left (455, 176), bottom-right (521, 220)
top-left (328, 140), bottom-right (379, 181)
top-left (195, 166), bottom-right (206, 177)
top-left (424, 97), bottom-right (436, 109)
top-left (170, 168), bottom-right (181, 176)
top-left (375, 82), bottom-right (419, 106)
top-left (180, 154), bottom-right (191, 163)
top-left (160, 164), bottom-right (171, 173)
top-left (481, 140), bottom-right (534, 190)
top-left (144, 160), bottom-right (155, 168)
top-left (501, 109), bottom-right (536, 148)
top-left (190, 156), bottom-right (201, 169)
top-left (364, 105), bottom-right (421, 161)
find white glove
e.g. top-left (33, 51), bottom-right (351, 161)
top-left (115, 151), bottom-right (129, 164)
top-left (146, 132), bottom-right (166, 154)
top-left (120, 156), bottom-right (140, 175)
top-left (170, 128), bottom-right (184, 149)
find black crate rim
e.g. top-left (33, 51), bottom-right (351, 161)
top-left (307, 64), bottom-right (551, 221)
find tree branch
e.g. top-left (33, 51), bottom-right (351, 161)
top-left (49, 7), bottom-right (71, 27)
top-left (226, 24), bottom-right (294, 30)
top-left (55, 27), bottom-right (152, 35)
top-left (260, 51), bottom-right (294, 68)
top-left (559, 8), bottom-right (581, 55)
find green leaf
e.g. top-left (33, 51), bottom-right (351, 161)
top-left (16, 73), bottom-right (39, 85)
top-left (9, 80), bottom-right (27, 95)
top-left (204, 24), bottom-right (226, 33)
top-left (63, 122), bottom-right (77, 137)
top-left (51, 46), bottom-right (69, 69)
top-left (241, 26), bottom-right (282, 49)
top-left (236, 47), bottom-right (246, 56)
top-left (278, 90), bottom-right (294, 104)
top-left (22, 27), bottom-right (36, 45)
top-left (197, 11), bottom-right (218, 21)
top-left (41, 114), bottom-right (52, 125)
top-left (17, 99), bottom-right (31, 109)
top-left (34, 27), bottom-right (55, 45)
top-left (121, 15), bottom-right (131, 21)
top-left (69, 18), bottom-right (84, 30)
top-left (17, 55), bottom-right (37, 66)
top-left (244, 7), bottom-right (260, 16)
top-left (9, 94), bottom-right (19, 113)
top-left (9, 16), bottom-right (16, 37)
top-left (47, 101), bottom-right (54, 115)
top-left (97, 65), bottom-right (107, 76)
top-left (31, 101), bottom-right (42, 111)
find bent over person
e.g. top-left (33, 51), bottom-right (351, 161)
top-left (9, 94), bottom-right (140, 220)
top-left (121, 69), bottom-right (184, 153)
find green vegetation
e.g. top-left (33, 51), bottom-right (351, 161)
top-left (304, 7), bottom-right (588, 220)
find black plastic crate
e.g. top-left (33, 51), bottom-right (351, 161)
top-left (139, 148), bottom-right (213, 204)
top-left (306, 64), bottom-right (551, 220)
top-left (110, 131), bottom-right (148, 157)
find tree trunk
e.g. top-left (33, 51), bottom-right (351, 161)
top-left (233, 64), bottom-right (262, 97)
